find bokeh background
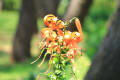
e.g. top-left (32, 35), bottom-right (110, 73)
top-left (0, 0), bottom-right (117, 80)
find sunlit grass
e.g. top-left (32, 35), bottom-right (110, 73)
top-left (0, 11), bottom-right (18, 49)
top-left (75, 55), bottom-right (91, 80)
top-left (0, 11), bottom-right (19, 34)
top-left (0, 51), bottom-right (90, 80)
top-left (0, 51), bottom-right (49, 80)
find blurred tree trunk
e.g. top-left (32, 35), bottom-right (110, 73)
top-left (63, 0), bottom-right (92, 31)
top-left (35, 0), bottom-right (60, 18)
top-left (85, 1), bottom-right (120, 80)
top-left (13, 0), bottom-right (37, 62)
top-left (0, 0), bottom-right (2, 11)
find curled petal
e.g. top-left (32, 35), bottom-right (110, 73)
top-left (75, 18), bottom-right (83, 42)
top-left (44, 14), bottom-right (56, 27)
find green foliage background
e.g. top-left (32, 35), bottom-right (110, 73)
top-left (84, 0), bottom-right (116, 59)
top-left (3, 0), bottom-right (21, 10)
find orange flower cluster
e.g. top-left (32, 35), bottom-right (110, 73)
top-left (40, 14), bottom-right (83, 61)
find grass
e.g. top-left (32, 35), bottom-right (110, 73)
top-left (0, 51), bottom-right (48, 80)
top-left (75, 55), bottom-right (91, 80)
top-left (0, 51), bottom-right (90, 80)
top-left (0, 11), bottom-right (18, 50)
top-left (0, 11), bottom-right (18, 33)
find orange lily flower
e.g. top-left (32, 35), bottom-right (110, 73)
top-left (44, 14), bottom-right (56, 27)
top-left (44, 14), bottom-right (65, 30)
top-left (41, 28), bottom-right (53, 38)
top-left (75, 18), bottom-right (83, 42)
top-left (71, 32), bottom-right (81, 43)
